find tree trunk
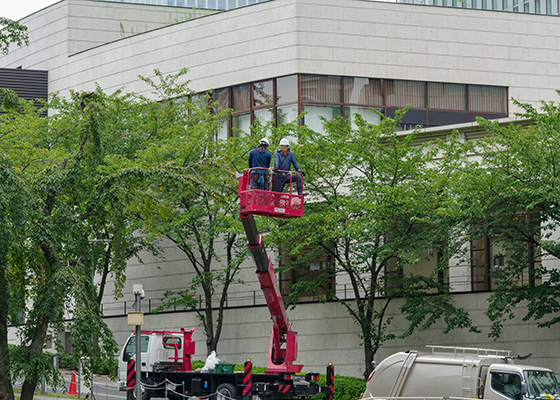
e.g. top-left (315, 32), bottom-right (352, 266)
top-left (0, 265), bottom-right (15, 400)
top-left (20, 318), bottom-right (49, 400)
top-left (0, 319), bottom-right (14, 400)
top-left (363, 342), bottom-right (376, 379)
top-left (203, 286), bottom-right (216, 355)
top-left (0, 321), bottom-right (14, 400)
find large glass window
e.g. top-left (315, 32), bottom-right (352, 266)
top-left (253, 80), bottom-right (274, 107)
top-left (253, 108), bottom-right (274, 125)
top-left (207, 75), bottom-right (507, 138)
top-left (428, 82), bottom-right (466, 110)
top-left (344, 77), bottom-right (383, 106)
top-left (232, 84), bottom-right (251, 137)
top-left (301, 75), bottom-right (341, 103)
top-left (279, 244), bottom-right (335, 302)
top-left (213, 87), bottom-right (229, 111)
top-left (232, 84), bottom-right (250, 112)
top-left (277, 75), bottom-right (298, 104)
top-left (232, 113), bottom-right (250, 137)
top-left (302, 105), bottom-right (342, 135)
top-left (277, 104), bottom-right (298, 125)
top-left (471, 235), bottom-right (489, 291)
top-left (469, 85), bottom-right (507, 113)
top-left (345, 106), bottom-right (382, 129)
top-left (213, 88), bottom-right (230, 140)
top-left (386, 80), bottom-right (425, 108)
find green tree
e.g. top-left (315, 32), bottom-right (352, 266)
top-left (0, 87), bottom-right (154, 400)
top-left (452, 94), bottom-right (560, 338)
top-left (0, 154), bottom-right (29, 400)
top-left (272, 111), bottom-right (477, 378)
top-left (132, 70), bottom-right (255, 355)
top-left (0, 17), bottom-right (28, 55)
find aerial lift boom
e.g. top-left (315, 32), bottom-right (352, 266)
top-left (238, 168), bottom-right (305, 374)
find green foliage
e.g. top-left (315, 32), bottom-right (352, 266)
top-left (9, 346), bottom-right (62, 389)
top-left (91, 356), bottom-right (118, 376)
top-left (53, 352), bottom-right (79, 370)
top-left (270, 108), bottom-right (477, 377)
top-left (445, 92), bottom-right (560, 338)
top-left (0, 73), bottom-right (195, 398)
top-left (133, 69), bottom-right (254, 355)
top-left (0, 18), bottom-right (29, 55)
top-left (314, 374), bottom-right (366, 400)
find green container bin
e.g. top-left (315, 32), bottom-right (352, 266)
top-left (216, 363), bottom-right (235, 373)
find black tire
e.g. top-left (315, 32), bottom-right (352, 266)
top-left (216, 383), bottom-right (237, 400)
top-left (125, 379), bottom-right (151, 400)
top-left (142, 378), bottom-right (153, 400)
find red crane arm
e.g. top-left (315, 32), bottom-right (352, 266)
top-left (241, 213), bottom-right (302, 373)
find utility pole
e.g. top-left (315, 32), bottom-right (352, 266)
top-left (129, 284), bottom-right (145, 400)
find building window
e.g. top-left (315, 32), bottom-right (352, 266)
top-left (253, 80), bottom-right (274, 107)
top-left (232, 84), bottom-right (251, 136)
top-left (469, 86), bottom-right (507, 114)
top-left (344, 77), bottom-right (383, 106)
top-left (277, 75), bottom-right (298, 104)
top-left (206, 75), bottom-right (507, 138)
top-left (212, 88), bottom-right (230, 141)
top-left (301, 75), bottom-right (342, 103)
top-left (279, 244), bottom-right (335, 302)
top-left (471, 217), bottom-right (541, 292)
top-left (302, 104), bottom-right (342, 135)
top-left (386, 80), bottom-right (425, 108)
top-left (428, 82), bottom-right (467, 111)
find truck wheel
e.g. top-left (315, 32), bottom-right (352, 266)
top-left (142, 378), bottom-right (153, 400)
top-left (216, 383), bottom-right (237, 400)
top-left (125, 381), bottom-right (151, 400)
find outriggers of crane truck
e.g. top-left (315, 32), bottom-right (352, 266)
top-left (123, 168), bottom-right (334, 400)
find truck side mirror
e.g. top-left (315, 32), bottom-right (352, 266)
top-left (520, 382), bottom-right (528, 396)
top-left (123, 351), bottom-right (134, 362)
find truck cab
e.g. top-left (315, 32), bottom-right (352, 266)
top-left (117, 329), bottom-right (195, 391)
top-left (483, 364), bottom-right (560, 400)
top-left (362, 346), bottom-right (559, 400)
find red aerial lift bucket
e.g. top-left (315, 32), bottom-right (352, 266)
top-left (238, 168), bottom-right (304, 219)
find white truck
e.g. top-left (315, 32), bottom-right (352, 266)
top-left (362, 346), bottom-right (559, 400)
top-left (117, 328), bottom-right (196, 391)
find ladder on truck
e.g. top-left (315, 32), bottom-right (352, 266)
top-left (426, 345), bottom-right (511, 358)
top-left (389, 351), bottom-right (418, 397)
top-left (461, 355), bottom-right (475, 398)
top-left (425, 345), bottom-right (512, 399)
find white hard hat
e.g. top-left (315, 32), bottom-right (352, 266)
top-left (260, 138), bottom-right (269, 146)
top-left (279, 138), bottom-right (290, 146)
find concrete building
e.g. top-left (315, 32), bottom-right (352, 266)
top-left (3, 0), bottom-right (560, 377)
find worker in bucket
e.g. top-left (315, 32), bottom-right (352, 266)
top-left (272, 138), bottom-right (306, 196)
top-left (248, 138), bottom-right (271, 190)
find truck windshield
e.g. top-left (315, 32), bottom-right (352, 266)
top-left (524, 370), bottom-right (560, 399)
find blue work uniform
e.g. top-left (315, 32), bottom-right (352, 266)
top-left (272, 149), bottom-right (303, 195)
top-left (248, 148), bottom-right (271, 189)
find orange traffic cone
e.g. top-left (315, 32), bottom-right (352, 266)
top-left (67, 370), bottom-right (78, 395)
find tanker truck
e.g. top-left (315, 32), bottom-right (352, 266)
top-left (362, 345), bottom-right (559, 400)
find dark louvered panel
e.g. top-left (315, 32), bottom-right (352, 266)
top-left (0, 68), bottom-right (48, 109)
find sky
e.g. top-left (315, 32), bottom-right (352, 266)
top-left (1, 0), bottom-right (60, 21)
